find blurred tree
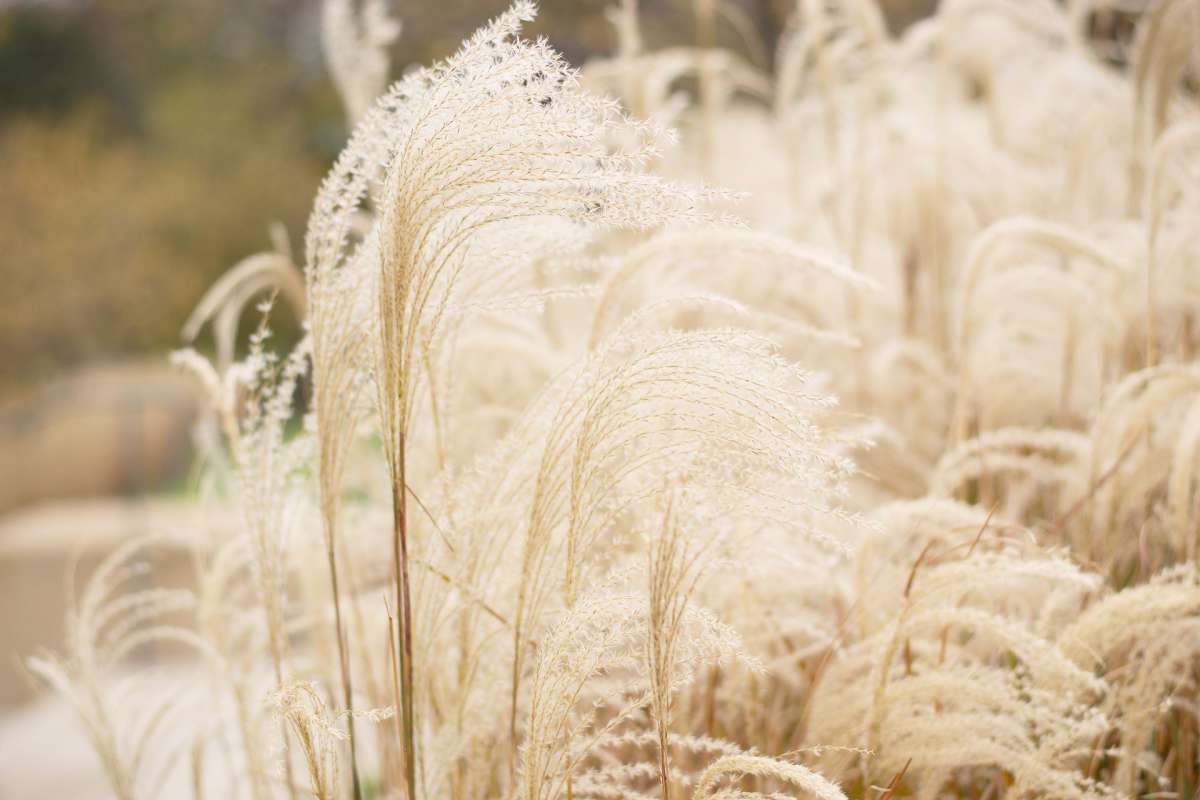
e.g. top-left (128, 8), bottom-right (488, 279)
top-left (0, 0), bottom-right (332, 399)
top-left (0, 6), bottom-right (129, 121)
top-left (0, 0), bottom-right (936, 400)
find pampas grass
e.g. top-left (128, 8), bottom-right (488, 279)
top-left (27, 1), bottom-right (1200, 798)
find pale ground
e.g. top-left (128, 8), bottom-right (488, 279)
top-left (0, 665), bottom-right (234, 799)
top-left (0, 496), bottom-right (237, 798)
top-left (0, 692), bottom-right (112, 799)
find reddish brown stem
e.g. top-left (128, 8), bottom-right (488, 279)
top-left (391, 433), bottom-right (416, 800)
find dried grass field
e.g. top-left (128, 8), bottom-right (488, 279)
top-left (11, 1), bottom-right (1200, 798)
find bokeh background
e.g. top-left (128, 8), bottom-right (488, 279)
top-left (0, 2), bottom-right (933, 790)
top-left (0, 0), bottom-right (935, 510)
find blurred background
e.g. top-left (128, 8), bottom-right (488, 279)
top-left (0, 1), bottom-right (931, 791)
top-left (0, 0), bottom-right (932, 509)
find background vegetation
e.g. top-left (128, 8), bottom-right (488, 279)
top-left (0, 0), bottom-right (940, 400)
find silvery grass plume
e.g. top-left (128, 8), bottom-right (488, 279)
top-left (1058, 564), bottom-right (1200, 796)
top-left (174, 224), bottom-right (305, 491)
top-left (179, 309), bottom-right (393, 800)
top-left (181, 224), bottom-right (306, 375)
top-left (305, 221), bottom-right (373, 797)
top-left (519, 562), bottom-right (753, 800)
top-left (414, 319), bottom-right (858, 795)
top-left (305, 2), bottom-right (722, 795)
top-left (25, 536), bottom-right (209, 800)
top-left (322, 0), bottom-right (401, 126)
top-left (1079, 363), bottom-right (1200, 568)
top-left (192, 530), bottom-right (277, 800)
top-left (180, 317), bottom-right (318, 798)
top-left (310, 2), bottom-right (398, 793)
top-left (28, 1), bottom-right (1200, 799)
top-left (272, 681), bottom-right (345, 800)
top-left (928, 428), bottom-right (1091, 521)
top-left (952, 217), bottom-right (1129, 441)
top-left (813, 529), bottom-right (1115, 799)
top-left (588, 228), bottom-right (879, 357)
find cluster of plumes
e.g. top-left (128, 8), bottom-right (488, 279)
top-left (30, 0), bottom-right (1200, 799)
